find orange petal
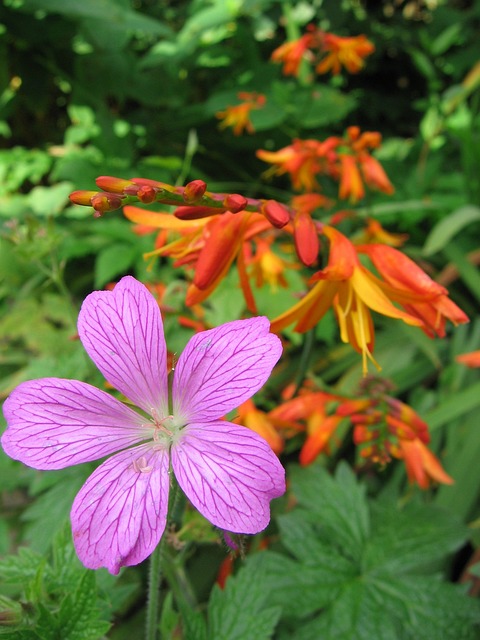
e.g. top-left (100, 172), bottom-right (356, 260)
top-left (124, 206), bottom-right (211, 230)
top-left (299, 415), bottom-right (342, 465)
top-left (194, 213), bottom-right (245, 290)
top-left (456, 350), bottom-right (480, 368)
top-left (310, 225), bottom-right (357, 281)
top-left (359, 244), bottom-right (447, 298)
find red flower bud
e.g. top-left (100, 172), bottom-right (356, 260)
top-left (261, 200), bottom-right (291, 228)
top-left (223, 193), bottom-right (248, 213)
top-left (183, 180), bottom-right (207, 203)
top-left (90, 192), bottom-right (124, 215)
top-left (175, 206), bottom-right (221, 220)
top-left (293, 211), bottom-right (319, 266)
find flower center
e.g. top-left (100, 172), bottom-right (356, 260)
top-left (150, 408), bottom-right (185, 446)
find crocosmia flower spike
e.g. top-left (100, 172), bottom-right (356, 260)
top-left (1, 277), bottom-right (285, 574)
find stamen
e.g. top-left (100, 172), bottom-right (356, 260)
top-left (133, 456), bottom-right (153, 473)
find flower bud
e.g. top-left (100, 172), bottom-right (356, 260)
top-left (69, 190), bottom-right (98, 206)
top-left (223, 193), bottom-right (248, 213)
top-left (90, 192), bottom-right (124, 215)
top-left (183, 180), bottom-right (207, 203)
top-left (261, 200), bottom-right (291, 228)
top-left (95, 176), bottom-right (134, 193)
top-left (174, 206), bottom-right (220, 220)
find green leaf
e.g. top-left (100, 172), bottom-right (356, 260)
top-left (289, 462), bottom-right (370, 562)
top-left (57, 571), bottom-right (111, 640)
top-left (207, 558), bottom-right (281, 640)
top-left (246, 463), bottom-right (478, 638)
top-left (94, 243), bottom-right (136, 288)
top-left (19, 0), bottom-right (172, 37)
top-left (365, 502), bottom-right (467, 574)
top-left (430, 23), bottom-right (462, 56)
top-left (423, 205), bottom-right (480, 256)
top-left (423, 380), bottom-right (480, 431)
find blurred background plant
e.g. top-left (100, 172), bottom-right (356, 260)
top-left (1, 0), bottom-right (480, 637)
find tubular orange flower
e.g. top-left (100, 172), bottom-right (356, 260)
top-left (356, 218), bottom-right (408, 247)
top-left (257, 139), bottom-right (324, 192)
top-left (316, 33), bottom-right (375, 75)
top-left (271, 226), bottom-right (422, 373)
top-left (270, 33), bottom-right (315, 76)
top-left (269, 391), bottom-right (342, 465)
top-left (456, 350), bottom-right (480, 368)
top-left (233, 400), bottom-right (284, 455)
top-left (338, 154), bottom-right (365, 203)
top-left (216, 92), bottom-right (266, 136)
top-left (358, 244), bottom-right (469, 337)
top-left (124, 206), bottom-right (273, 308)
top-left (358, 153), bottom-right (395, 195)
top-left (397, 438), bottom-right (454, 489)
top-left (248, 238), bottom-right (297, 291)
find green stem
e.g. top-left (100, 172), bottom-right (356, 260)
top-left (292, 328), bottom-right (316, 396)
top-left (145, 476), bottom-right (181, 640)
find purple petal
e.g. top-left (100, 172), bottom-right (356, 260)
top-left (1, 378), bottom-right (149, 470)
top-left (78, 276), bottom-right (169, 417)
top-left (71, 443), bottom-right (169, 574)
top-left (171, 421), bottom-right (285, 534)
top-left (172, 317), bottom-right (282, 422)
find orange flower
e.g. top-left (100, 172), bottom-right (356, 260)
top-left (290, 194), bottom-right (331, 266)
top-left (216, 92), bottom-right (266, 136)
top-left (358, 152), bottom-right (394, 195)
top-left (248, 238), bottom-right (297, 291)
top-left (233, 400), bottom-right (284, 455)
top-left (316, 33), bottom-right (375, 75)
top-left (271, 226), bottom-right (422, 373)
top-left (123, 206), bottom-right (272, 307)
top-left (359, 244), bottom-right (469, 337)
top-left (271, 33), bottom-right (315, 76)
top-left (456, 350), bottom-right (480, 368)
top-left (397, 438), bottom-right (453, 489)
top-left (338, 154), bottom-right (365, 203)
top-left (269, 391), bottom-right (342, 465)
top-left (356, 218), bottom-right (408, 247)
top-left (257, 139), bottom-right (324, 192)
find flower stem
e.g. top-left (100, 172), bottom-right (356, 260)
top-left (292, 328), bottom-right (315, 396)
top-left (145, 476), bottom-right (181, 640)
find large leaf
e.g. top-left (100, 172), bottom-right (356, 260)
top-left (235, 462), bottom-right (480, 639)
top-left (423, 205), bottom-right (480, 256)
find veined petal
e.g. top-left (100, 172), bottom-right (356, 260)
top-left (78, 276), bottom-right (169, 417)
top-left (172, 317), bottom-right (282, 422)
top-left (71, 443), bottom-right (169, 574)
top-left (171, 421), bottom-right (285, 533)
top-left (1, 378), bottom-right (147, 470)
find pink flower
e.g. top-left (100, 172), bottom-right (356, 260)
top-left (1, 277), bottom-right (284, 574)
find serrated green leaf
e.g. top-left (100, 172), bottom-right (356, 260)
top-left (423, 205), bottom-right (480, 256)
top-left (289, 462), bottom-right (370, 562)
top-left (249, 548), bottom-right (356, 619)
top-left (58, 571), bottom-right (110, 640)
top-left (365, 502), bottom-right (467, 574)
top-left (207, 558), bottom-right (281, 640)
top-left (0, 547), bottom-right (50, 585)
top-left (291, 579), bottom-right (400, 640)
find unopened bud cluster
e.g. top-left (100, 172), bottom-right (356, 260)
top-left (69, 175), bottom-right (292, 229)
